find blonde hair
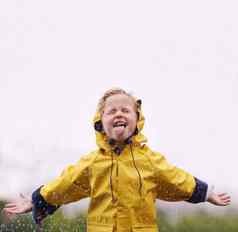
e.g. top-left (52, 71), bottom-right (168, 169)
top-left (98, 88), bottom-right (138, 115)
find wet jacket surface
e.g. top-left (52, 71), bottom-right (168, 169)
top-left (36, 102), bottom-right (206, 232)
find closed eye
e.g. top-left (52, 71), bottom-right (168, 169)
top-left (122, 108), bottom-right (130, 113)
top-left (107, 108), bottom-right (117, 115)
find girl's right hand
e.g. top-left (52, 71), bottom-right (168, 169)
top-left (2, 193), bottom-right (33, 221)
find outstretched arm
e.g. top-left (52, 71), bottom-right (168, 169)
top-left (2, 189), bottom-right (59, 226)
top-left (186, 178), bottom-right (231, 205)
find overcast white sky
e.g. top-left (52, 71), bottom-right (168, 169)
top-left (0, 1), bottom-right (237, 211)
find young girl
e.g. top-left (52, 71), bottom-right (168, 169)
top-left (3, 88), bottom-right (230, 232)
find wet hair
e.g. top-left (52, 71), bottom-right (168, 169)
top-left (97, 88), bottom-right (138, 115)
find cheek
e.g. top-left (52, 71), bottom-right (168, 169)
top-left (101, 117), bottom-right (111, 132)
top-left (128, 116), bottom-right (137, 130)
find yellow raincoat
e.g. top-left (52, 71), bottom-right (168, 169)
top-left (40, 104), bottom-right (196, 232)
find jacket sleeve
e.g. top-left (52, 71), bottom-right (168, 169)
top-left (39, 153), bottom-right (94, 206)
top-left (32, 186), bottom-right (59, 224)
top-left (186, 177), bottom-right (208, 203)
top-left (150, 151), bottom-right (202, 202)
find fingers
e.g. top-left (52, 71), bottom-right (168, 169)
top-left (3, 207), bottom-right (16, 213)
top-left (3, 203), bottom-right (20, 213)
top-left (217, 193), bottom-right (231, 206)
top-left (218, 193), bottom-right (228, 197)
top-left (221, 198), bottom-right (231, 205)
top-left (3, 203), bottom-right (28, 214)
top-left (221, 196), bottom-right (231, 202)
top-left (3, 207), bottom-right (23, 214)
top-left (218, 193), bottom-right (231, 203)
top-left (4, 203), bottom-right (17, 208)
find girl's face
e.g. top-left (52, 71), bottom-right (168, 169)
top-left (101, 94), bottom-right (137, 143)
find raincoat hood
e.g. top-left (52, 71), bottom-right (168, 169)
top-left (93, 99), bottom-right (147, 152)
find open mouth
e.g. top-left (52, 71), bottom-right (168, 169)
top-left (113, 121), bottom-right (127, 128)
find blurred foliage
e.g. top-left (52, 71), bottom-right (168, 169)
top-left (0, 201), bottom-right (86, 232)
top-left (158, 210), bottom-right (238, 232)
top-left (1, 200), bottom-right (238, 232)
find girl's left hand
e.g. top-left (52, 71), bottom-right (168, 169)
top-left (207, 192), bottom-right (231, 206)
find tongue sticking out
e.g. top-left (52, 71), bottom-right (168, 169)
top-left (113, 125), bottom-right (126, 136)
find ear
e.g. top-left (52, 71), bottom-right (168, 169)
top-left (94, 121), bottom-right (103, 132)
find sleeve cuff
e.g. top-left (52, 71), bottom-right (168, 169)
top-left (186, 177), bottom-right (208, 204)
top-left (32, 186), bottom-right (59, 224)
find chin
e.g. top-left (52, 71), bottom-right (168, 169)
top-left (115, 135), bottom-right (129, 143)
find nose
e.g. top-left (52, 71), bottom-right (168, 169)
top-left (114, 110), bottom-right (124, 118)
